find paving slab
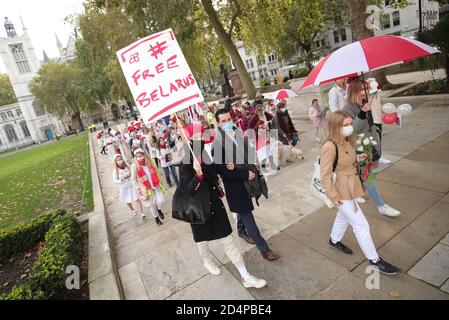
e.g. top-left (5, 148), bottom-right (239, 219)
top-left (435, 131), bottom-right (449, 143)
top-left (225, 233), bottom-right (350, 299)
top-left (89, 273), bottom-right (121, 300)
top-left (353, 261), bottom-right (449, 300)
top-left (118, 262), bottom-right (149, 300)
top-left (135, 233), bottom-right (212, 300)
top-left (440, 193), bottom-right (449, 204)
top-left (441, 279), bottom-right (449, 294)
top-left (284, 203), bottom-right (403, 271)
top-left (314, 272), bottom-right (394, 300)
top-left (406, 142), bottom-right (449, 165)
top-left (441, 233), bottom-right (449, 246)
top-left (167, 267), bottom-right (255, 300)
top-left (408, 243), bottom-right (449, 287)
top-left (360, 180), bottom-right (444, 228)
top-left (375, 201), bottom-right (449, 271)
top-left (377, 158), bottom-right (449, 194)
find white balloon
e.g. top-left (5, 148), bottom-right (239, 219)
top-left (382, 103), bottom-right (396, 114)
top-left (397, 104), bottom-right (413, 115)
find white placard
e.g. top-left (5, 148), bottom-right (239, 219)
top-left (116, 28), bottom-right (204, 124)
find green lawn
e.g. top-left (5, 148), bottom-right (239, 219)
top-left (0, 133), bottom-right (94, 230)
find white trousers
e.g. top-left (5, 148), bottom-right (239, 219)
top-left (197, 235), bottom-right (244, 269)
top-left (330, 200), bottom-right (379, 261)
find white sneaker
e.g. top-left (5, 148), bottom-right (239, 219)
top-left (355, 197), bottom-right (366, 204)
top-left (315, 137), bottom-right (321, 142)
top-left (379, 157), bottom-right (392, 164)
top-left (131, 210), bottom-right (138, 216)
top-left (378, 204), bottom-right (401, 217)
top-left (140, 213), bottom-right (146, 219)
top-left (203, 258), bottom-right (221, 275)
top-left (242, 275), bottom-right (267, 289)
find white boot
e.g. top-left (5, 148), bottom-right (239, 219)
top-left (378, 204), bottom-right (401, 217)
top-left (242, 274), bottom-right (267, 289)
top-left (203, 258), bottom-right (221, 275)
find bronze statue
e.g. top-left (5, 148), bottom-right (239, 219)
top-left (219, 64), bottom-right (234, 98)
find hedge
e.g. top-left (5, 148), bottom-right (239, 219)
top-left (0, 211), bottom-right (81, 300)
top-left (0, 210), bottom-right (65, 259)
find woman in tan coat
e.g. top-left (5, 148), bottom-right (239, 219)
top-left (320, 110), bottom-right (400, 275)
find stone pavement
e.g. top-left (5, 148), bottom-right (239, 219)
top-left (91, 105), bottom-right (449, 300)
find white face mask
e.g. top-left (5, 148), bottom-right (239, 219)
top-left (342, 126), bottom-right (353, 137)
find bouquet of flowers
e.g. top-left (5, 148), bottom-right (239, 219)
top-left (356, 133), bottom-right (378, 183)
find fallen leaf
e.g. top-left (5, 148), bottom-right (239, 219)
top-left (389, 290), bottom-right (400, 298)
top-left (24, 251), bottom-right (32, 258)
top-left (3, 282), bottom-right (9, 287)
top-left (20, 274), bottom-right (27, 279)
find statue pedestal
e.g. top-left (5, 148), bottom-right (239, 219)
top-left (229, 69), bottom-right (246, 96)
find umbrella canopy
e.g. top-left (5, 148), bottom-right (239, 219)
top-left (301, 35), bottom-right (439, 89)
top-left (268, 89), bottom-right (298, 100)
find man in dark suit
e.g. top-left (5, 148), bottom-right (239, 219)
top-left (212, 109), bottom-right (280, 262)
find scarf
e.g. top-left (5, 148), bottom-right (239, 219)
top-left (135, 161), bottom-right (160, 190)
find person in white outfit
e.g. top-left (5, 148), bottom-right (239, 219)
top-left (131, 148), bottom-right (166, 226)
top-left (328, 79), bottom-right (347, 112)
top-left (320, 110), bottom-right (400, 275)
top-left (112, 154), bottom-right (142, 217)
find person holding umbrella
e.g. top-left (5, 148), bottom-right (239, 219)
top-left (343, 79), bottom-right (401, 217)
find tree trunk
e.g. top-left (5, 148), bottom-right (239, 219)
top-left (345, 0), bottom-right (391, 86)
top-left (76, 111), bottom-right (85, 132)
top-left (201, 0), bottom-right (256, 98)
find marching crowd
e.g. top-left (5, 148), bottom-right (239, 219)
top-left (94, 78), bottom-right (402, 290)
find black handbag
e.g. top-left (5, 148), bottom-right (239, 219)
top-left (172, 181), bottom-right (211, 224)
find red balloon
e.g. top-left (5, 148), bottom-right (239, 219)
top-left (383, 112), bottom-right (398, 124)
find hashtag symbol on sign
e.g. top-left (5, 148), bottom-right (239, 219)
top-left (148, 40), bottom-right (168, 60)
top-left (129, 53), bottom-right (140, 64)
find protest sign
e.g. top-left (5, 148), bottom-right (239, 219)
top-left (116, 28), bottom-right (204, 124)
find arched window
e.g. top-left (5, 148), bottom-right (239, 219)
top-left (20, 121), bottom-right (31, 137)
top-left (4, 124), bottom-right (18, 142)
top-left (10, 44), bottom-right (31, 74)
top-left (32, 100), bottom-right (45, 116)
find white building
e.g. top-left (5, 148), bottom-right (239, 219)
top-left (235, 41), bottom-right (288, 86)
top-left (315, 0), bottom-right (440, 53)
top-left (235, 0), bottom-right (440, 83)
top-left (0, 17), bottom-right (64, 149)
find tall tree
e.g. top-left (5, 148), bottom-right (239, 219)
top-left (30, 62), bottom-right (98, 131)
top-left (0, 74), bottom-right (17, 106)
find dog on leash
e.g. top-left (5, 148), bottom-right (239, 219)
top-left (275, 143), bottom-right (304, 167)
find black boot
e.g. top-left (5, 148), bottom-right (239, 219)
top-left (155, 217), bottom-right (163, 226)
top-left (158, 209), bottom-right (165, 220)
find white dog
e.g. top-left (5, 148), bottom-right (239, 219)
top-left (274, 143), bottom-right (304, 167)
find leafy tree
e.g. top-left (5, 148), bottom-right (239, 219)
top-left (30, 62), bottom-right (98, 131)
top-left (0, 74), bottom-right (17, 106)
top-left (419, 17), bottom-right (449, 82)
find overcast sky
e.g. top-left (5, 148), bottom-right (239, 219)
top-left (0, 0), bottom-right (85, 73)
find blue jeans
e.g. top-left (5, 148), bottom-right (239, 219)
top-left (163, 165), bottom-right (180, 188)
top-left (237, 211), bottom-right (270, 253)
top-left (364, 160), bottom-right (385, 207)
top-left (289, 134), bottom-right (299, 146)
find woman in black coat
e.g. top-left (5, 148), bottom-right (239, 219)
top-left (177, 124), bottom-right (267, 289)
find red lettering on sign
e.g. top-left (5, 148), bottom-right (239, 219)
top-left (155, 63), bottom-right (164, 74)
top-left (167, 55), bottom-right (179, 69)
top-left (142, 69), bottom-right (155, 80)
top-left (148, 40), bottom-right (168, 60)
top-left (150, 89), bottom-right (159, 101)
top-left (169, 83), bottom-right (178, 94)
top-left (160, 85), bottom-right (169, 97)
top-left (136, 92), bottom-right (151, 108)
top-left (188, 74), bottom-right (195, 84)
top-left (175, 79), bottom-right (186, 89)
top-left (132, 70), bottom-right (141, 86)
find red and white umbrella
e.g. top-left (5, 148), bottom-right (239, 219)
top-left (268, 89), bottom-right (298, 100)
top-left (301, 35), bottom-right (439, 89)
